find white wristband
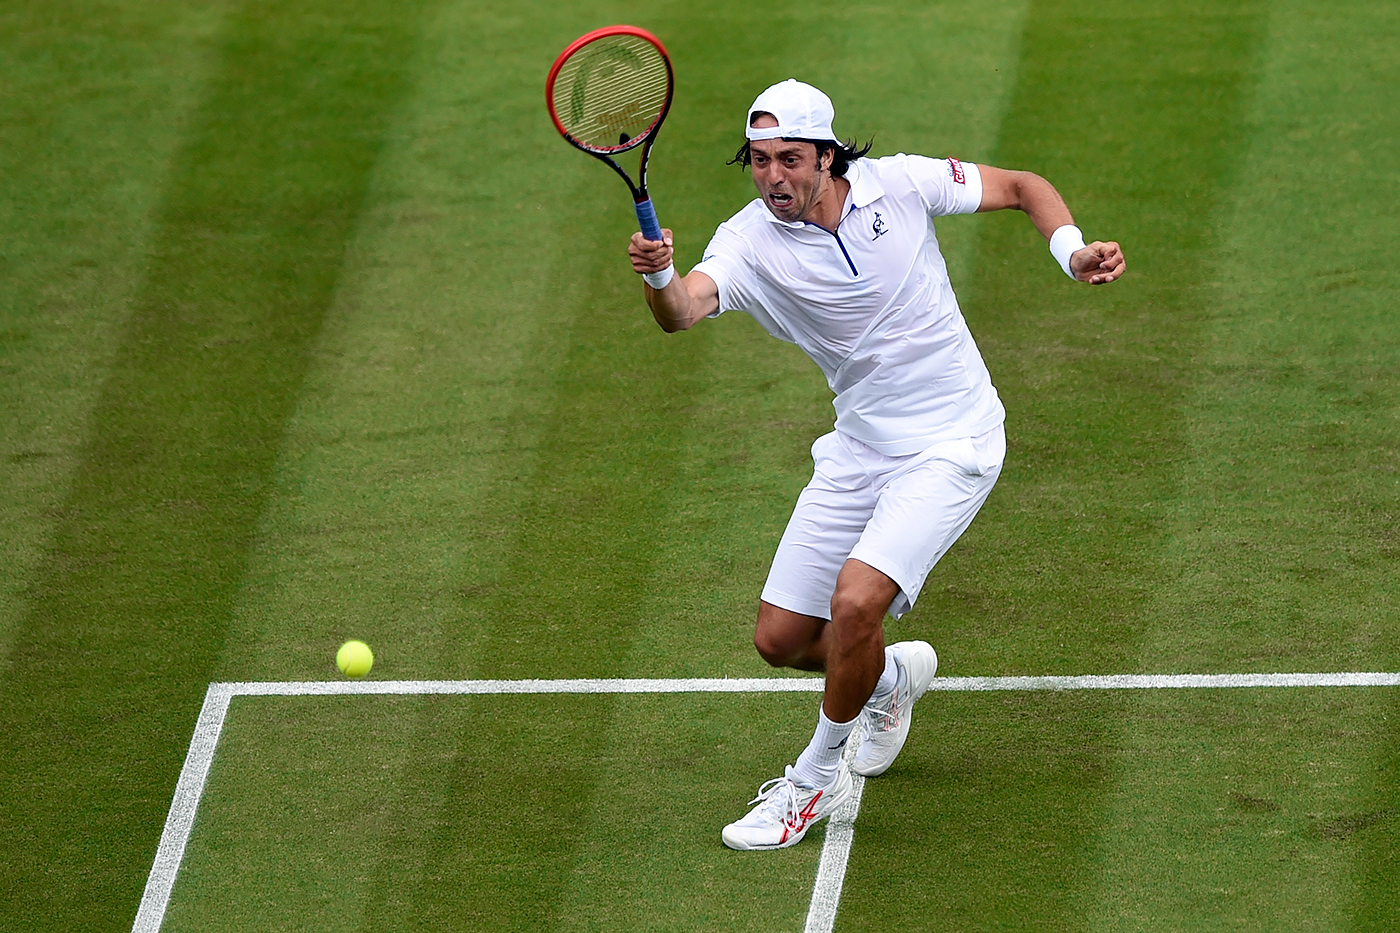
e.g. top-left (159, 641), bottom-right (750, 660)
top-left (642, 265), bottom-right (675, 289)
top-left (1049, 224), bottom-right (1087, 280)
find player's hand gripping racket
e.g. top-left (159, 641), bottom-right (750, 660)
top-left (546, 25), bottom-right (673, 242)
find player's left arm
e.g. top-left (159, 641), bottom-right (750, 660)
top-left (975, 165), bottom-right (1125, 285)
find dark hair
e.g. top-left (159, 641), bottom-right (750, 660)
top-left (727, 137), bottom-right (874, 178)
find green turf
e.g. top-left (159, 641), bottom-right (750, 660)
top-left (0, 0), bottom-right (224, 680)
top-left (843, 688), bottom-right (1399, 933)
top-left (0, 0), bottom-right (432, 925)
top-left (1, 0), bottom-right (1396, 930)
top-left (159, 693), bottom-right (840, 933)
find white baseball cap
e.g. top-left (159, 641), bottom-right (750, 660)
top-left (745, 79), bottom-right (838, 142)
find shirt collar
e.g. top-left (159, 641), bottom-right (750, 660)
top-left (845, 158), bottom-right (884, 209)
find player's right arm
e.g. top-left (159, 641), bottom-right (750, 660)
top-left (975, 166), bottom-right (1125, 285)
top-left (627, 230), bottom-right (719, 333)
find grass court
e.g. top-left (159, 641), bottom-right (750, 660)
top-left (1, 0), bottom-right (1397, 930)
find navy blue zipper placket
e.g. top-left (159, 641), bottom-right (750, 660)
top-left (804, 214), bottom-right (859, 277)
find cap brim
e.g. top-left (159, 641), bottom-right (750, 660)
top-left (745, 124), bottom-right (837, 142)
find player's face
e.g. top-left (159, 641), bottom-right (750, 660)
top-left (748, 137), bottom-right (832, 225)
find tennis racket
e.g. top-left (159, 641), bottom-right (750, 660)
top-left (546, 25), bottom-right (674, 243)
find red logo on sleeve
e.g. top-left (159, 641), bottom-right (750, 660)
top-left (948, 158), bottom-right (966, 185)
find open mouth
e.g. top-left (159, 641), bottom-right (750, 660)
top-left (767, 192), bottom-right (794, 209)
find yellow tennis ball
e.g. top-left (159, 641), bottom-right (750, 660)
top-left (336, 640), bottom-right (373, 677)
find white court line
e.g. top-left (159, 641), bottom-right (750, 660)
top-left (805, 741), bottom-right (867, 933)
top-left (132, 684), bottom-right (234, 933)
top-left (132, 671), bottom-right (1400, 933)
top-left (213, 671), bottom-right (1400, 697)
top-left (220, 676), bottom-right (828, 696)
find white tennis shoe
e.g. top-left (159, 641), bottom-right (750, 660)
top-left (852, 640), bottom-right (939, 777)
top-left (721, 765), bottom-right (853, 851)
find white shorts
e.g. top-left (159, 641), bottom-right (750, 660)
top-left (761, 424), bottom-right (1005, 620)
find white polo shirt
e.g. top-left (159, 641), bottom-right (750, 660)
top-left (691, 154), bottom-right (1005, 456)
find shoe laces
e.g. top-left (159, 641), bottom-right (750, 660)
top-left (863, 662), bottom-right (910, 733)
top-left (862, 689), bottom-right (901, 734)
top-left (747, 770), bottom-right (810, 825)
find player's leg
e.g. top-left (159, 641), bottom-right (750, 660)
top-left (847, 425), bottom-right (1005, 777)
top-left (722, 562), bottom-right (897, 851)
top-left (779, 559), bottom-right (899, 790)
top-left (722, 435), bottom-right (873, 851)
top-left (752, 557), bottom-right (896, 681)
top-left (822, 558), bottom-right (901, 721)
top-left (756, 448), bottom-right (882, 783)
top-left (753, 600), bottom-right (829, 671)
top-left (752, 431), bottom-right (871, 669)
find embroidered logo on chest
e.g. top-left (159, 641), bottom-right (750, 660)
top-left (871, 211), bottom-right (888, 240)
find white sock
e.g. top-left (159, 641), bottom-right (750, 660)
top-left (871, 646), bottom-right (898, 698)
top-left (792, 707), bottom-right (859, 788)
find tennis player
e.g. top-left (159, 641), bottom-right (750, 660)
top-left (627, 79), bottom-right (1124, 850)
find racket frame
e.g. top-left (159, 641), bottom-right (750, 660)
top-left (545, 25), bottom-right (674, 240)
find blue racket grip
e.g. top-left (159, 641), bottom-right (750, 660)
top-left (635, 198), bottom-right (664, 243)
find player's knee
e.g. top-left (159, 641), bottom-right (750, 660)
top-left (753, 627), bottom-right (796, 667)
top-left (829, 586), bottom-right (888, 632)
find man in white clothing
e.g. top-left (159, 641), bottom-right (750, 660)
top-left (626, 79), bottom-right (1124, 850)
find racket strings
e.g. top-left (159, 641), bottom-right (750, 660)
top-left (551, 36), bottom-right (670, 151)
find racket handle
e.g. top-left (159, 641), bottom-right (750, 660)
top-left (634, 198), bottom-right (664, 243)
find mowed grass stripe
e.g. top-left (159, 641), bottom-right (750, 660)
top-left (0, 2), bottom-right (431, 929)
top-left (1133, 6), bottom-right (1400, 678)
top-left (0, 2), bottom-right (221, 684)
top-left (841, 2), bottom-right (1270, 930)
top-left (1207, 3), bottom-right (1400, 926)
top-left (208, 7), bottom-right (611, 683)
top-left (351, 63), bottom-right (720, 933)
top-left (1081, 3), bottom-right (1400, 929)
top-left (935, 0), bottom-right (1270, 675)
